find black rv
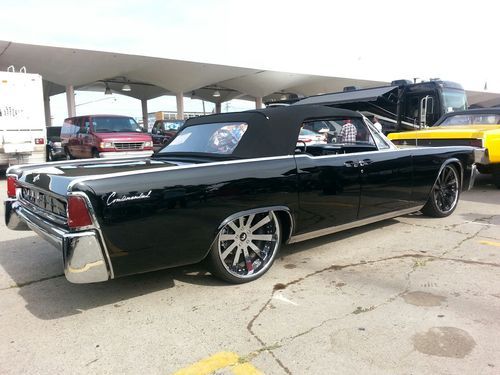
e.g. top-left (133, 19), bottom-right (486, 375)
top-left (293, 79), bottom-right (468, 133)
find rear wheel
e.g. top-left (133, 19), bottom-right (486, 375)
top-left (208, 211), bottom-right (281, 283)
top-left (421, 164), bottom-right (460, 218)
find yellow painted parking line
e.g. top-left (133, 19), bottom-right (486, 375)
top-left (172, 352), bottom-right (239, 375)
top-left (480, 240), bottom-right (500, 248)
top-left (232, 362), bottom-right (263, 375)
top-left (172, 351), bottom-right (263, 375)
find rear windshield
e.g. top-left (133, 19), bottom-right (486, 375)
top-left (92, 117), bottom-right (142, 133)
top-left (159, 122), bottom-right (248, 155)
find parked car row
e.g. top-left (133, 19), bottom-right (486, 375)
top-left (46, 115), bottom-right (332, 160)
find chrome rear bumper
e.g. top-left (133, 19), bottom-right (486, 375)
top-left (4, 199), bottom-right (110, 283)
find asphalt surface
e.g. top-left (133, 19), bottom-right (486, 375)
top-left (0, 174), bottom-right (499, 374)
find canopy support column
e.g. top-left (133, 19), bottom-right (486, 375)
top-left (141, 99), bottom-right (148, 130)
top-left (176, 92), bottom-right (184, 120)
top-left (215, 102), bottom-right (221, 113)
top-left (44, 94), bottom-right (52, 126)
top-left (66, 85), bottom-right (76, 117)
top-left (255, 97), bottom-right (263, 109)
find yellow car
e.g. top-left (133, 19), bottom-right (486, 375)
top-left (388, 109), bottom-right (500, 188)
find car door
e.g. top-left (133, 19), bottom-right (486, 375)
top-left (293, 117), bottom-right (362, 235)
top-left (357, 121), bottom-right (415, 219)
top-left (294, 152), bottom-right (361, 236)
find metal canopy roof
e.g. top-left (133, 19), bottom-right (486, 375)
top-left (0, 40), bottom-right (386, 103)
top-left (0, 40), bottom-right (498, 108)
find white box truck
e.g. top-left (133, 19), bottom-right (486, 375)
top-left (0, 67), bottom-right (46, 167)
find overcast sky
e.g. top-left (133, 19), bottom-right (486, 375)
top-left (1, 0), bottom-right (498, 123)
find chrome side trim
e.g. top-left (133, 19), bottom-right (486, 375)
top-left (67, 155), bottom-right (297, 192)
top-left (468, 164), bottom-right (478, 191)
top-left (217, 205), bottom-right (294, 243)
top-left (288, 206), bottom-right (423, 244)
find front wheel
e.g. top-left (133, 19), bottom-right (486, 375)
top-left (421, 164), bottom-right (460, 218)
top-left (208, 211), bottom-right (281, 283)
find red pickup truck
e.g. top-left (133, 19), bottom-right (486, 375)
top-left (61, 115), bottom-right (153, 159)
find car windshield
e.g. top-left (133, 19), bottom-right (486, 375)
top-left (159, 122), bottom-right (248, 155)
top-left (439, 113), bottom-right (500, 126)
top-left (299, 128), bottom-right (318, 136)
top-left (442, 89), bottom-right (467, 113)
top-left (162, 122), bottom-right (182, 131)
top-left (46, 127), bottom-right (61, 137)
top-left (92, 117), bottom-right (142, 133)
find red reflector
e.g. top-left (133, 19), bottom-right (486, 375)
top-left (67, 196), bottom-right (93, 229)
top-left (469, 139), bottom-right (483, 148)
top-left (35, 138), bottom-right (45, 145)
top-left (7, 176), bottom-right (18, 198)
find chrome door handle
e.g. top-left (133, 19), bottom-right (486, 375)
top-left (358, 159), bottom-right (373, 167)
top-left (344, 161), bottom-right (358, 168)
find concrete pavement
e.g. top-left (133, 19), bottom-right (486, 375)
top-left (0, 174), bottom-right (499, 374)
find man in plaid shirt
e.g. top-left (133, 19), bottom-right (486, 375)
top-left (340, 119), bottom-right (357, 143)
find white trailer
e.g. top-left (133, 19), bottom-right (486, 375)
top-left (0, 67), bottom-right (46, 167)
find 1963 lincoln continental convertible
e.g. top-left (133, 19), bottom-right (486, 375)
top-left (4, 105), bottom-right (480, 284)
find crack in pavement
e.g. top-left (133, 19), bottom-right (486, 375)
top-left (0, 273), bottom-right (64, 291)
top-left (440, 228), bottom-right (484, 258)
top-left (398, 214), bottom-right (499, 238)
top-left (245, 250), bottom-right (500, 373)
top-left (280, 255), bottom-right (420, 348)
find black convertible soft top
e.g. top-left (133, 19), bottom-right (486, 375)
top-left (181, 105), bottom-right (363, 158)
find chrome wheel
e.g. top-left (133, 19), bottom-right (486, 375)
top-left (216, 211), bottom-right (281, 280)
top-left (433, 165), bottom-right (459, 214)
top-left (422, 164), bottom-right (460, 218)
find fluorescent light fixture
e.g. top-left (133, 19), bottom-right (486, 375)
top-left (122, 84), bottom-right (131, 92)
top-left (213, 90), bottom-right (221, 97)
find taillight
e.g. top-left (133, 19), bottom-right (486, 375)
top-left (7, 175), bottom-right (18, 198)
top-left (35, 138), bottom-right (45, 145)
top-left (67, 196), bottom-right (93, 229)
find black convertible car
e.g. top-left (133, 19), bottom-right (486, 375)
top-left (5, 105), bottom-right (480, 284)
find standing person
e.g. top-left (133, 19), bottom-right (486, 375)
top-left (340, 118), bottom-right (357, 143)
top-left (372, 116), bottom-right (383, 133)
